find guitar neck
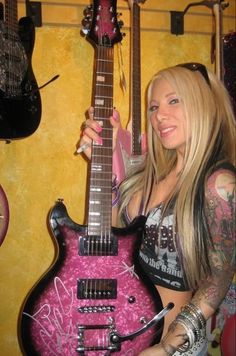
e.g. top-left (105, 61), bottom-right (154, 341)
top-left (131, 1), bottom-right (142, 156)
top-left (5, 0), bottom-right (18, 32)
top-left (88, 45), bottom-right (114, 236)
top-left (214, 3), bottom-right (224, 81)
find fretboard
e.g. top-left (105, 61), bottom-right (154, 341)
top-left (131, 2), bottom-right (142, 156)
top-left (88, 45), bottom-right (114, 236)
top-left (5, 0), bottom-right (18, 33)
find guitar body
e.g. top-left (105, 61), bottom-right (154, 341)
top-left (19, 201), bottom-right (163, 355)
top-left (0, 184), bottom-right (9, 246)
top-left (113, 128), bottom-right (146, 183)
top-left (0, 15), bottom-right (41, 140)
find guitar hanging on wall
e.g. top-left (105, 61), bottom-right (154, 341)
top-left (113, 0), bottom-right (146, 184)
top-left (211, 0), bottom-right (236, 115)
top-left (18, 1), bottom-right (173, 354)
top-left (0, 0), bottom-right (41, 140)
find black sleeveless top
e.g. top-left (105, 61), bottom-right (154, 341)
top-left (123, 202), bottom-right (189, 291)
top-left (122, 162), bottom-right (236, 292)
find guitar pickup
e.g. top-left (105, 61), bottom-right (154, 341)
top-left (79, 235), bottom-right (118, 256)
top-left (77, 279), bottom-right (117, 299)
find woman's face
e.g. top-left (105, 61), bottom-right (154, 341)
top-left (149, 77), bottom-right (190, 155)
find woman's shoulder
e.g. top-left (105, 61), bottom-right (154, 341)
top-left (206, 162), bottom-right (236, 184)
top-left (205, 162), bottom-right (235, 208)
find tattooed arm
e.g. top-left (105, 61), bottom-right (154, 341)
top-left (138, 168), bottom-right (235, 356)
top-left (191, 168), bottom-right (235, 315)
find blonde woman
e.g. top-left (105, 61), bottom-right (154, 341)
top-left (79, 63), bottom-right (236, 355)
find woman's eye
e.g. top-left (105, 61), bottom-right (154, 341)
top-left (149, 105), bottom-right (159, 112)
top-left (169, 98), bottom-right (179, 105)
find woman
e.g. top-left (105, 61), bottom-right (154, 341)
top-left (79, 63), bottom-right (236, 355)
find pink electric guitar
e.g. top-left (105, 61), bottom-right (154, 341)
top-left (113, 0), bottom-right (146, 184)
top-left (18, 1), bottom-right (173, 355)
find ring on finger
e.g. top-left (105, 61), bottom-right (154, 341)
top-left (81, 121), bottom-right (88, 131)
top-left (76, 142), bottom-right (90, 154)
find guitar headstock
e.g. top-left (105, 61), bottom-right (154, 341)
top-left (81, 0), bottom-right (123, 47)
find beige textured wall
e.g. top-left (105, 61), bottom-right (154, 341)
top-left (0, 0), bottom-right (235, 355)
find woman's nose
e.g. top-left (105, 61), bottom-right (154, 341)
top-left (156, 106), bottom-right (168, 122)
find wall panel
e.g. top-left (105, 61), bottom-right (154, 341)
top-left (0, 0), bottom-right (235, 354)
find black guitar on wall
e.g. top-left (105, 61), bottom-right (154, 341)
top-left (0, 0), bottom-right (41, 140)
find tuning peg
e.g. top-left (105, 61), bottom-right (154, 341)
top-left (81, 28), bottom-right (90, 36)
top-left (83, 4), bottom-right (93, 16)
top-left (118, 20), bottom-right (124, 28)
top-left (82, 16), bottom-right (91, 27)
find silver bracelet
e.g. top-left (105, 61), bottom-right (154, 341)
top-left (178, 311), bottom-right (201, 341)
top-left (185, 303), bottom-right (206, 328)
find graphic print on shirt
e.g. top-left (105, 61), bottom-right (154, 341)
top-left (139, 205), bottom-right (188, 291)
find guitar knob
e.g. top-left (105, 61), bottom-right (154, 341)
top-left (29, 105), bottom-right (37, 113)
top-left (118, 20), bottom-right (124, 28)
top-left (140, 317), bottom-right (147, 324)
top-left (128, 296), bottom-right (136, 304)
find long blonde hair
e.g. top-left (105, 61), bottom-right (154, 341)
top-left (118, 65), bottom-right (236, 289)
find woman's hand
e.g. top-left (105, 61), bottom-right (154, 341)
top-left (78, 106), bottom-right (121, 160)
top-left (138, 343), bottom-right (169, 356)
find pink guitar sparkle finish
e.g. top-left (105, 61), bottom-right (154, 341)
top-left (19, 203), bottom-right (162, 355)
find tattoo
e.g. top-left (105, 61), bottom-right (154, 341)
top-left (199, 169), bottom-right (236, 310)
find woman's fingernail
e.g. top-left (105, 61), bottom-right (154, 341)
top-left (96, 137), bottom-right (103, 145)
top-left (113, 111), bottom-right (119, 122)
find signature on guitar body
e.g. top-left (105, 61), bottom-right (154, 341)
top-left (18, 1), bottom-right (173, 354)
top-left (0, 0), bottom-right (41, 140)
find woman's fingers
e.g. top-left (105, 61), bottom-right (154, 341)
top-left (110, 109), bottom-right (121, 151)
top-left (78, 107), bottom-right (122, 158)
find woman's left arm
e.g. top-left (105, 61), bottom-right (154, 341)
top-left (138, 169), bottom-right (235, 356)
top-left (192, 168), bottom-right (235, 317)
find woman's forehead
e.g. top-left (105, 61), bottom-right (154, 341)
top-left (150, 77), bottom-right (175, 97)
